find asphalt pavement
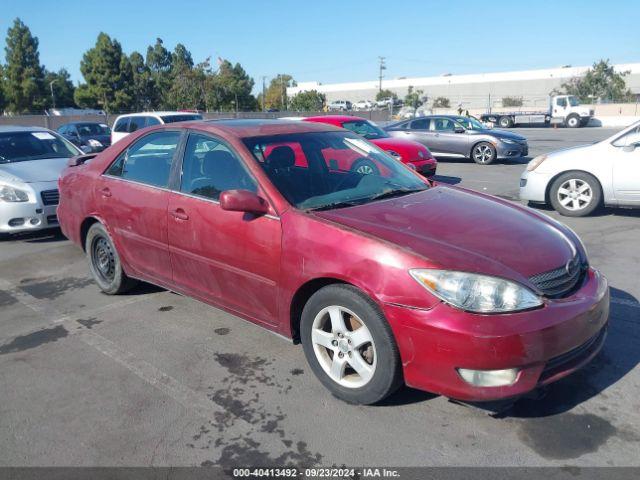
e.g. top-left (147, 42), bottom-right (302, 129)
top-left (0, 126), bottom-right (639, 467)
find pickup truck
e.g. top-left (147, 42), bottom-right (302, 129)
top-left (480, 95), bottom-right (594, 128)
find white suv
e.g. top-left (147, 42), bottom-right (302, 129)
top-left (328, 100), bottom-right (352, 111)
top-left (111, 112), bottom-right (203, 144)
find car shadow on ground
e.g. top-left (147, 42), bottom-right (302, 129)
top-left (1, 228), bottom-right (67, 244)
top-left (528, 202), bottom-right (640, 218)
top-left (434, 156), bottom-right (531, 166)
top-left (379, 286), bottom-right (639, 415)
top-left (432, 175), bottom-right (462, 185)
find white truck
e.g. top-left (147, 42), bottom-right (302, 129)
top-left (480, 95), bottom-right (594, 128)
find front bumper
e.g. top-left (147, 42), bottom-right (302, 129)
top-left (519, 169), bottom-right (554, 203)
top-left (384, 267), bottom-right (609, 401)
top-left (0, 184), bottom-right (59, 234)
top-left (496, 141), bottom-right (528, 159)
top-left (409, 158), bottom-right (437, 177)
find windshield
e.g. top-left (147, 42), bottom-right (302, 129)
top-left (568, 96), bottom-right (580, 107)
top-left (0, 131), bottom-right (80, 163)
top-left (160, 114), bottom-right (203, 124)
top-left (76, 123), bottom-right (110, 136)
top-left (341, 120), bottom-right (388, 140)
top-left (243, 131), bottom-right (428, 211)
top-left (454, 116), bottom-right (484, 130)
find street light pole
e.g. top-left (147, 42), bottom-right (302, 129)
top-left (49, 80), bottom-right (57, 109)
top-left (378, 56), bottom-right (386, 92)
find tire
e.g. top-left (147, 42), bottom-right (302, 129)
top-left (471, 142), bottom-right (497, 165)
top-left (0, 233), bottom-right (11, 241)
top-left (549, 171), bottom-right (602, 217)
top-left (351, 158), bottom-right (380, 175)
top-left (498, 116), bottom-right (514, 128)
top-left (85, 223), bottom-right (138, 294)
top-left (300, 284), bottom-right (403, 405)
top-left (566, 114), bottom-right (580, 128)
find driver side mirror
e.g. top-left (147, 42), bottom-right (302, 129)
top-left (622, 144), bottom-right (637, 153)
top-left (220, 189), bottom-right (269, 215)
top-left (80, 145), bottom-right (92, 154)
top-left (454, 127), bottom-right (465, 133)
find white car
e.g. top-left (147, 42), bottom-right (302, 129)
top-left (520, 120), bottom-right (640, 216)
top-left (327, 100), bottom-right (352, 111)
top-left (0, 126), bottom-right (82, 238)
top-left (353, 100), bottom-right (374, 111)
top-left (111, 111), bottom-right (203, 144)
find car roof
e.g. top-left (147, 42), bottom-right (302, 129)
top-left (115, 111), bottom-right (200, 118)
top-left (178, 118), bottom-right (343, 138)
top-left (0, 125), bottom-right (54, 133)
top-left (305, 115), bottom-right (367, 123)
top-left (62, 121), bottom-right (107, 126)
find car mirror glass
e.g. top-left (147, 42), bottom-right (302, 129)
top-left (622, 144), bottom-right (637, 153)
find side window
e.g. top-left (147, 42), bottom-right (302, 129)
top-left (146, 116), bottom-right (161, 127)
top-left (128, 116), bottom-right (146, 133)
top-left (180, 133), bottom-right (257, 201)
top-left (113, 118), bottom-right (129, 133)
top-left (106, 131), bottom-right (180, 187)
top-left (58, 125), bottom-right (67, 134)
top-left (556, 98), bottom-right (567, 108)
top-left (410, 119), bottom-right (429, 130)
top-left (433, 118), bottom-right (454, 131)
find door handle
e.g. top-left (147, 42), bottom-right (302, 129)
top-left (100, 187), bottom-right (112, 198)
top-left (171, 208), bottom-right (189, 221)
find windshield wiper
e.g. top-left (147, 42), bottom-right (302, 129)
top-left (365, 188), bottom-right (426, 202)
top-left (307, 200), bottom-right (363, 211)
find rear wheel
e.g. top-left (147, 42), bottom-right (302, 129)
top-left (300, 284), bottom-right (403, 404)
top-left (549, 171), bottom-right (602, 217)
top-left (498, 116), bottom-right (514, 128)
top-left (86, 223), bottom-right (138, 294)
top-left (471, 142), bottom-right (496, 165)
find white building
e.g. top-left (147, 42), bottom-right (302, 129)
top-left (287, 63), bottom-right (640, 109)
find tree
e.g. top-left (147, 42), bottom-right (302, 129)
top-left (44, 68), bottom-right (75, 108)
top-left (75, 33), bottom-right (133, 112)
top-left (289, 90), bottom-right (325, 111)
top-left (165, 43), bottom-right (203, 110)
top-left (3, 18), bottom-right (46, 113)
top-left (146, 38), bottom-right (172, 108)
top-left (129, 51), bottom-right (155, 111)
top-left (264, 74), bottom-right (295, 110)
top-left (561, 59), bottom-right (633, 103)
top-left (211, 59), bottom-right (256, 111)
top-left (375, 89), bottom-right (397, 102)
top-left (0, 65), bottom-right (6, 113)
top-left (404, 86), bottom-right (426, 115)
top-left (432, 96), bottom-right (450, 108)
top-left (502, 96), bottom-right (523, 107)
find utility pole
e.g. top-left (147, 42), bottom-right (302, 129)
top-left (261, 76), bottom-right (267, 112)
top-left (49, 80), bottom-right (57, 109)
top-left (378, 56), bottom-right (386, 92)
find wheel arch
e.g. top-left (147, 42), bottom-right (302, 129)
top-left (469, 139), bottom-right (495, 159)
top-left (80, 216), bottom-right (101, 252)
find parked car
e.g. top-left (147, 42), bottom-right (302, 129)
top-left (111, 111), bottom-right (203, 144)
top-left (353, 100), bottom-right (374, 111)
top-left (58, 119), bottom-right (609, 405)
top-left (520, 120), bottom-right (640, 216)
top-left (385, 115), bottom-right (529, 165)
top-left (481, 95), bottom-right (594, 129)
top-left (58, 122), bottom-right (111, 152)
top-left (303, 115), bottom-right (437, 176)
top-left (0, 125), bottom-right (82, 238)
top-left (328, 100), bottom-right (352, 111)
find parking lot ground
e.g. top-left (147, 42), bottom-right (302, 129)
top-left (1, 127), bottom-right (639, 467)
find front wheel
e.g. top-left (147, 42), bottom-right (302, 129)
top-left (566, 115), bottom-right (581, 128)
top-left (300, 284), bottom-right (403, 404)
top-left (471, 142), bottom-right (496, 165)
top-left (86, 223), bottom-right (138, 294)
top-left (549, 172), bottom-right (602, 217)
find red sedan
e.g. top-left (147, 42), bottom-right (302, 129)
top-left (303, 115), bottom-right (437, 177)
top-left (58, 119), bottom-right (608, 405)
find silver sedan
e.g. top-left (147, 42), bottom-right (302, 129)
top-left (0, 126), bottom-right (82, 238)
top-left (385, 115), bottom-right (528, 165)
top-left (520, 121), bottom-right (640, 216)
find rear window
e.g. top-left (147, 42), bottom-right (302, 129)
top-left (113, 118), bottom-right (129, 133)
top-left (160, 114), bottom-right (203, 124)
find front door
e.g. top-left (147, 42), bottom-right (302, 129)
top-left (168, 132), bottom-right (282, 326)
top-left (429, 117), bottom-right (467, 155)
top-left (99, 130), bottom-right (181, 284)
top-left (611, 126), bottom-right (640, 203)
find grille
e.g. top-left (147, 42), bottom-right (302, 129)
top-left (529, 255), bottom-right (585, 298)
top-left (41, 189), bottom-right (60, 206)
top-left (47, 215), bottom-right (58, 225)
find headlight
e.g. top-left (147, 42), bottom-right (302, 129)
top-left (501, 138), bottom-right (517, 144)
top-left (409, 269), bottom-right (542, 313)
top-left (526, 154), bottom-right (547, 172)
top-left (0, 185), bottom-right (29, 202)
top-left (386, 150), bottom-right (402, 160)
top-left (87, 139), bottom-right (102, 147)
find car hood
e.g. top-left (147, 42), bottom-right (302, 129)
top-left (370, 137), bottom-right (432, 159)
top-left (474, 128), bottom-right (527, 141)
top-left (315, 186), bottom-right (576, 281)
top-left (0, 157), bottom-right (69, 183)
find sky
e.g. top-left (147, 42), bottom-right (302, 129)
top-left (1, 0), bottom-right (639, 91)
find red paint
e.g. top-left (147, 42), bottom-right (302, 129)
top-left (303, 115), bottom-right (437, 176)
top-left (58, 120), bottom-right (608, 402)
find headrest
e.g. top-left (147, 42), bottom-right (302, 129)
top-left (267, 146), bottom-right (295, 169)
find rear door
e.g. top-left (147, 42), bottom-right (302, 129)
top-left (394, 118), bottom-right (434, 147)
top-left (167, 132), bottom-right (282, 326)
top-left (99, 130), bottom-right (182, 284)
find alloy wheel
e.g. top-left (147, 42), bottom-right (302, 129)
top-left (355, 164), bottom-right (375, 175)
top-left (311, 305), bottom-right (377, 388)
top-left (557, 178), bottom-right (592, 211)
top-left (473, 144), bottom-right (494, 164)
